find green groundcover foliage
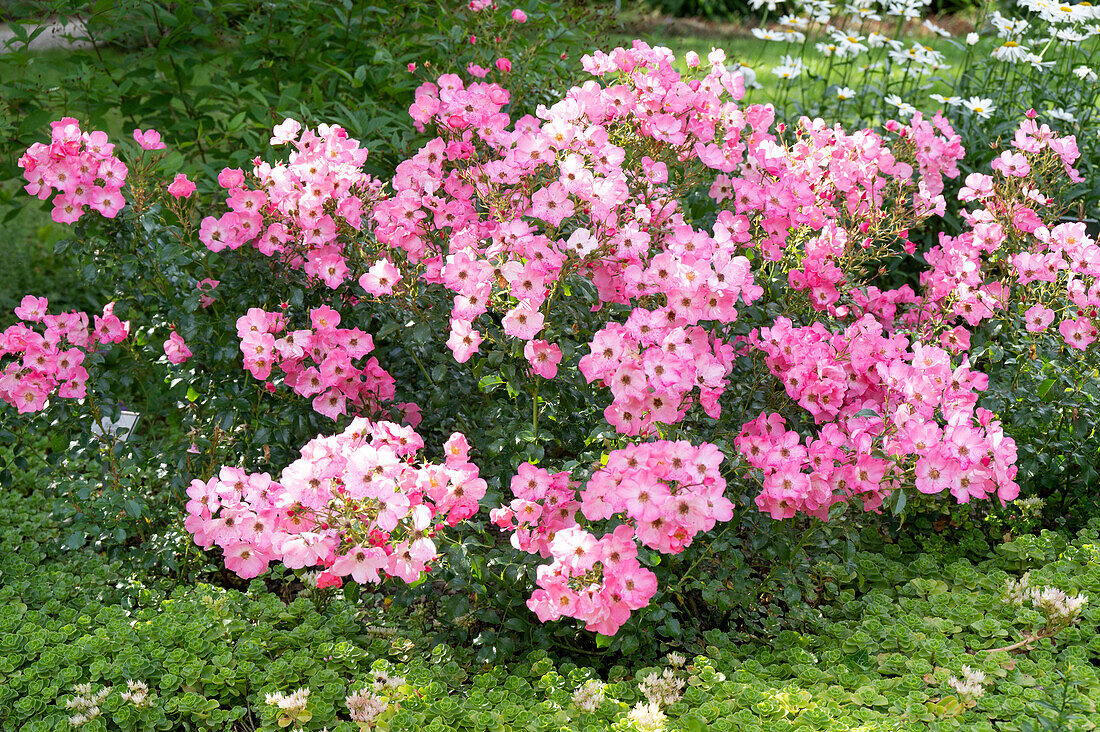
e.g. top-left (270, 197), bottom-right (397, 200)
top-left (3, 484), bottom-right (1099, 731)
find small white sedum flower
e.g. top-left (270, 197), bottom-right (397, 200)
top-left (638, 668), bottom-right (685, 708)
top-left (120, 679), bottom-right (151, 707)
top-left (948, 664), bottom-right (988, 702)
top-left (626, 701), bottom-right (667, 731)
top-left (572, 679), bottom-right (607, 713)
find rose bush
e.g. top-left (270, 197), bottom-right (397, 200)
top-left (8, 37), bottom-right (1098, 642)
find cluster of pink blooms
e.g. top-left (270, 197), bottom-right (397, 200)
top-left (185, 419), bottom-right (485, 582)
top-left (373, 42), bottom-right (777, 433)
top-left (22, 39), bottom-right (1100, 635)
top-left (916, 118), bottom-right (1097, 351)
top-left (491, 440), bottom-right (729, 633)
top-left (0, 296), bottom-right (128, 413)
top-left (523, 525), bottom-right (657, 635)
top-left (373, 41), bottom-right (986, 450)
top-left (579, 321), bottom-right (737, 435)
top-left (718, 112), bottom-right (962, 312)
top-left (235, 305), bottom-right (395, 420)
top-left (739, 315), bottom-right (1019, 518)
top-left (198, 120), bottom-right (385, 289)
top-left (18, 117), bottom-right (127, 223)
top-left (491, 462), bottom-right (578, 557)
top-left (712, 111), bottom-right (961, 266)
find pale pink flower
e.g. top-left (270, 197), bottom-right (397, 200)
top-left (163, 331), bottom-right (193, 364)
top-left (133, 128), bottom-right (167, 151)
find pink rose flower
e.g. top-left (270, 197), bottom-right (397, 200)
top-left (133, 128), bottom-right (166, 151)
top-left (167, 173), bottom-right (196, 199)
top-left (164, 331), bottom-right (193, 364)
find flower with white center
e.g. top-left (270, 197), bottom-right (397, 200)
top-left (638, 669), bottom-right (686, 708)
top-left (121, 680), bottom-right (151, 707)
top-left (66, 684), bottom-right (110, 727)
top-left (947, 664), bottom-right (988, 703)
top-left (962, 96), bottom-right (996, 118)
top-left (966, 32), bottom-right (980, 45)
top-left (346, 688), bottom-right (390, 725)
top-left (266, 688), bottom-right (312, 727)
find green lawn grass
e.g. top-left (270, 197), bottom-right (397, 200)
top-left (610, 23), bottom-right (968, 103)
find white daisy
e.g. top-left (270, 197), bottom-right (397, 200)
top-left (922, 19), bottom-right (952, 38)
top-left (992, 40), bottom-right (1031, 62)
top-left (1073, 65), bottom-right (1098, 81)
top-left (1047, 108), bottom-right (1077, 124)
top-left (962, 96), bottom-right (997, 118)
top-left (751, 28), bottom-right (786, 41)
top-left (930, 93), bottom-right (962, 106)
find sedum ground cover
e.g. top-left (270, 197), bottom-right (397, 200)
top-left (3, 460), bottom-right (1099, 731)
